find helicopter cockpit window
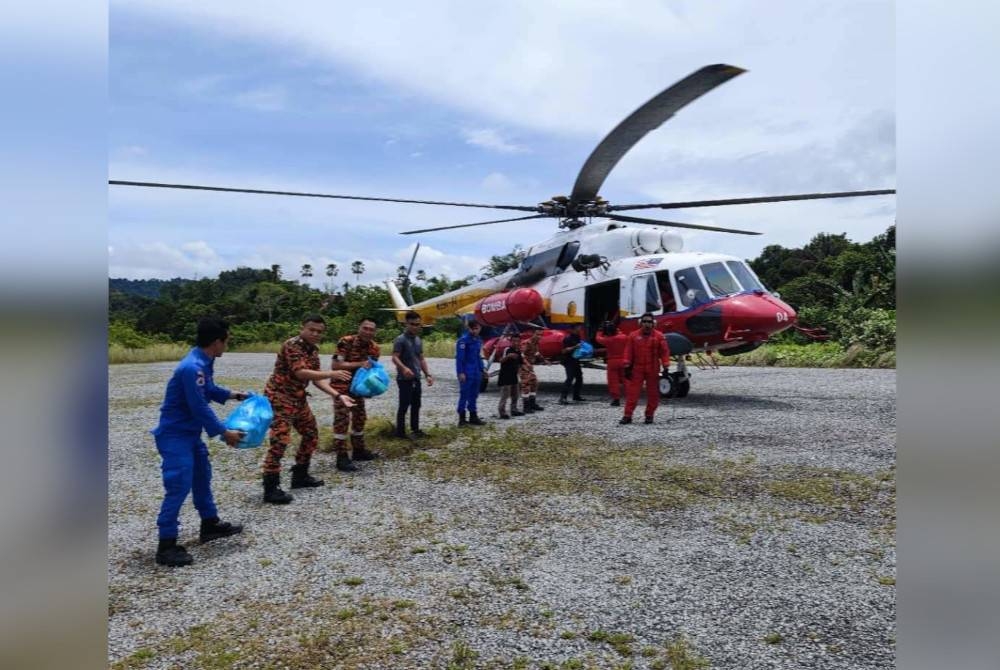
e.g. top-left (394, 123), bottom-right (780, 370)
top-left (675, 267), bottom-right (708, 307)
top-left (726, 260), bottom-right (765, 292)
top-left (700, 262), bottom-right (741, 297)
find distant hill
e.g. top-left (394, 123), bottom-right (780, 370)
top-left (109, 277), bottom-right (191, 298)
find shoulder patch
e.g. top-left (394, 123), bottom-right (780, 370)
top-left (196, 371), bottom-right (206, 386)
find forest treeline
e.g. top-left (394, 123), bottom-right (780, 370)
top-left (109, 226), bottom-right (894, 353)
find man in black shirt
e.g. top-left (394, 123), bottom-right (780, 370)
top-left (391, 311), bottom-right (434, 438)
top-left (558, 329), bottom-right (588, 404)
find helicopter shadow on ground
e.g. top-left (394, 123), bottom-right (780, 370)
top-left (521, 381), bottom-right (795, 412)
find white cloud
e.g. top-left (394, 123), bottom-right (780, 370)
top-left (462, 128), bottom-right (527, 154)
top-left (481, 172), bottom-right (513, 191)
top-left (233, 85), bottom-right (287, 112)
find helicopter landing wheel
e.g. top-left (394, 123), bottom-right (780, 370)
top-left (659, 374), bottom-right (676, 399)
top-left (659, 371), bottom-right (690, 399)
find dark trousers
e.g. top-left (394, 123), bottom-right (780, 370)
top-left (396, 379), bottom-right (422, 433)
top-left (561, 359), bottom-right (583, 399)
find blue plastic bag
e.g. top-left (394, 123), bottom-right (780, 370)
top-left (349, 357), bottom-right (391, 397)
top-left (224, 393), bottom-right (274, 449)
top-left (573, 340), bottom-right (595, 360)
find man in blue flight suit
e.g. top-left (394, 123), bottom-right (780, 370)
top-left (151, 317), bottom-right (248, 567)
top-left (455, 320), bottom-right (487, 426)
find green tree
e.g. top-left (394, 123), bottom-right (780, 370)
top-left (480, 245), bottom-right (526, 279)
top-left (255, 282), bottom-right (290, 322)
top-left (351, 260), bottom-right (366, 284)
top-left (300, 264), bottom-right (313, 281)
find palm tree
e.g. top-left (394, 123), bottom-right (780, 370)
top-left (325, 263), bottom-right (339, 279)
top-left (416, 269), bottom-right (427, 283)
top-left (270, 264), bottom-right (282, 281)
top-left (300, 264), bottom-right (313, 283)
top-left (351, 260), bottom-right (365, 285)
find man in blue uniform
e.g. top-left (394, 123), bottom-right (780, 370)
top-left (455, 320), bottom-right (486, 426)
top-left (151, 318), bottom-right (248, 567)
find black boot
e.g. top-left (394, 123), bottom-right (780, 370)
top-left (619, 416), bottom-right (633, 425)
top-left (573, 395), bottom-right (589, 402)
top-left (531, 397), bottom-right (545, 411)
top-left (468, 412), bottom-right (487, 426)
top-left (511, 408), bottom-right (525, 417)
top-left (291, 463), bottom-right (325, 488)
top-left (458, 411), bottom-right (468, 427)
top-left (352, 446), bottom-right (379, 461)
top-left (558, 395), bottom-right (571, 405)
top-left (522, 399), bottom-right (535, 414)
top-left (156, 538), bottom-right (193, 567)
top-left (200, 517), bottom-right (244, 543)
top-left (263, 473), bottom-right (294, 504)
top-left (336, 452), bottom-right (358, 472)
top-left (610, 398), bottom-right (620, 407)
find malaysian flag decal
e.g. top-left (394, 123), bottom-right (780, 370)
top-left (633, 258), bottom-right (663, 270)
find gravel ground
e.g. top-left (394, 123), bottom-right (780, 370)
top-left (109, 354), bottom-right (895, 669)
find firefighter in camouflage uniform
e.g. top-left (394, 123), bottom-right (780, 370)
top-left (261, 315), bottom-right (354, 504)
top-left (518, 326), bottom-right (545, 413)
top-left (330, 317), bottom-right (381, 472)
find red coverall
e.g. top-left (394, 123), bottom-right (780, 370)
top-left (596, 331), bottom-right (630, 401)
top-left (623, 329), bottom-right (671, 419)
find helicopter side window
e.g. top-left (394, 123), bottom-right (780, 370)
top-left (700, 262), bottom-right (741, 297)
top-left (726, 261), bottom-right (764, 292)
top-left (655, 270), bottom-right (677, 312)
top-left (675, 267), bottom-right (708, 307)
top-left (629, 274), bottom-right (661, 315)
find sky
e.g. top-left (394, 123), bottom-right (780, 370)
top-left (108, 1), bottom-right (895, 288)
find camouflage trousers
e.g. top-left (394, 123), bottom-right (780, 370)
top-left (519, 365), bottom-right (538, 396)
top-left (262, 392), bottom-right (318, 475)
top-left (333, 394), bottom-right (367, 455)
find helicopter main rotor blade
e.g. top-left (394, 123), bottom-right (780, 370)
top-left (400, 214), bottom-right (550, 235)
top-left (609, 188), bottom-right (896, 212)
top-left (108, 180), bottom-right (538, 212)
top-left (569, 64), bottom-right (746, 206)
top-left (605, 213), bottom-right (761, 235)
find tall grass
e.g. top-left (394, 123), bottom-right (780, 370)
top-left (109, 343), bottom-right (190, 364)
top-left (110, 339), bottom-right (893, 368)
top-left (714, 342), bottom-right (895, 368)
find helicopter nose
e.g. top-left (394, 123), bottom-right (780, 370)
top-left (722, 291), bottom-right (797, 337)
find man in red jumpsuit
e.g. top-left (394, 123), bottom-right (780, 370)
top-left (620, 312), bottom-right (671, 424)
top-left (595, 321), bottom-right (629, 406)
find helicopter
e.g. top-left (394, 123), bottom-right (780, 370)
top-left (110, 63), bottom-right (894, 398)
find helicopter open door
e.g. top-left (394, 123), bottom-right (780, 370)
top-left (584, 280), bottom-right (620, 340)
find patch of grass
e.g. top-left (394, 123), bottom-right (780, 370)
top-left (876, 575), bottom-right (896, 586)
top-left (714, 512), bottom-right (759, 544)
top-left (560, 659), bottom-right (585, 669)
top-left (764, 632), bottom-right (783, 644)
top-left (448, 640), bottom-right (479, 669)
top-left (766, 468), bottom-right (881, 519)
top-left (410, 545), bottom-right (429, 554)
top-left (716, 342), bottom-right (895, 369)
top-left (110, 647), bottom-right (156, 669)
top-left (108, 396), bottom-right (160, 411)
top-left (342, 576), bottom-right (365, 586)
top-left (614, 575), bottom-right (633, 586)
top-left (157, 594), bottom-right (441, 668)
top-left (407, 428), bottom-right (759, 516)
top-left (559, 630), bottom-right (578, 640)
top-left (109, 343), bottom-right (190, 364)
top-left (258, 558), bottom-right (273, 567)
top-left (663, 636), bottom-right (710, 670)
top-left (587, 630), bottom-right (635, 657)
